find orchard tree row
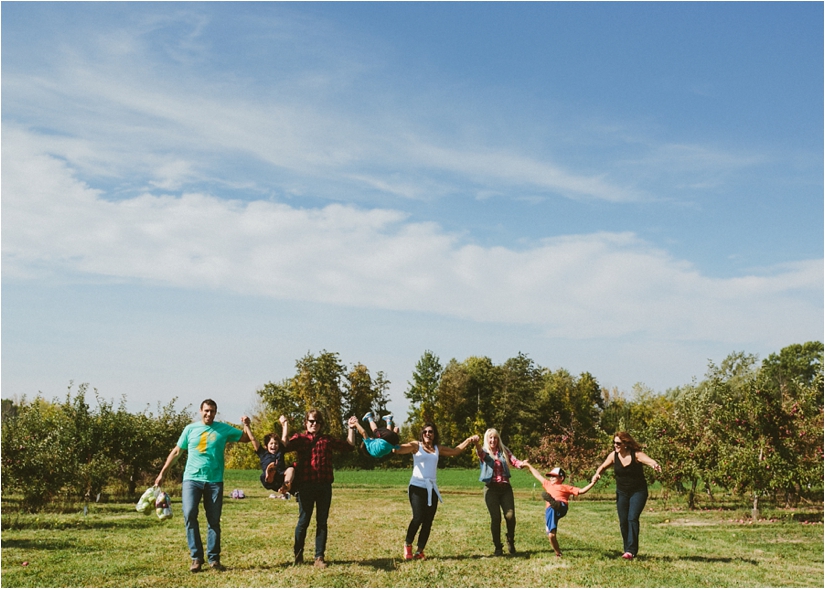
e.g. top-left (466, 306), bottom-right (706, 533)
top-left (244, 342), bottom-right (822, 512)
top-left (1, 384), bottom-right (192, 512)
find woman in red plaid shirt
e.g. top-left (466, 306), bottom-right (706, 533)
top-left (282, 410), bottom-right (355, 569)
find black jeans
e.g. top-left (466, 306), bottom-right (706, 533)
top-left (405, 485), bottom-right (438, 551)
top-left (484, 483), bottom-right (516, 549)
top-left (294, 482), bottom-right (333, 560)
top-left (616, 487), bottom-right (648, 556)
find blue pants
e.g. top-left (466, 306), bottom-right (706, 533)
top-left (294, 483), bottom-right (333, 560)
top-left (616, 487), bottom-right (648, 556)
top-left (181, 480), bottom-right (223, 563)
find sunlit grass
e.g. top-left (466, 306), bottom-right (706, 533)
top-left (2, 469), bottom-right (822, 587)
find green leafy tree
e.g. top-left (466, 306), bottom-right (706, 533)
top-left (405, 350), bottom-right (442, 430)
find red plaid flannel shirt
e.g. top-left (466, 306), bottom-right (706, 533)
top-left (287, 432), bottom-right (353, 486)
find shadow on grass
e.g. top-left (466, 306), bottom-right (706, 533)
top-left (2, 538), bottom-right (77, 551)
top-left (638, 555), bottom-right (759, 565)
top-left (2, 518), bottom-right (158, 532)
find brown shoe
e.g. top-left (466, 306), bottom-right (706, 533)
top-left (314, 557), bottom-right (328, 569)
top-left (190, 559), bottom-right (203, 573)
top-left (209, 559), bottom-right (225, 571)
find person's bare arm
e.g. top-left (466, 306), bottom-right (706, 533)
top-left (439, 435), bottom-right (480, 457)
top-left (155, 446), bottom-right (182, 487)
top-left (394, 440), bottom-right (419, 455)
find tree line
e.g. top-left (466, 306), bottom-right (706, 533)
top-left (2, 342), bottom-right (821, 514)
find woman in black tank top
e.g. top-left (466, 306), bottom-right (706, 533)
top-left (591, 432), bottom-right (661, 560)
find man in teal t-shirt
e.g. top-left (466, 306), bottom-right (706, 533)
top-left (156, 399), bottom-right (250, 573)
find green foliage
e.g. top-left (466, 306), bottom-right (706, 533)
top-left (405, 350), bottom-right (443, 429)
top-left (0, 383), bottom-right (192, 512)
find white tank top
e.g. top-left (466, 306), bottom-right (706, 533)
top-left (410, 444), bottom-right (442, 505)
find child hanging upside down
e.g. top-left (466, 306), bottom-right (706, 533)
top-left (241, 416), bottom-right (295, 497)
top-left (348, 412), bottom-right (400, 459)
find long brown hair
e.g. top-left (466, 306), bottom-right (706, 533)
top-left (419, 422), bottom-right (440, 447)
top-left (305, 409), bottom-right (325, 432)
top-left (614, 431), bottom-right (642, 452)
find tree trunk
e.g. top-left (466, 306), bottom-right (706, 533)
top-left (751, 493), bottom-right (760, 521)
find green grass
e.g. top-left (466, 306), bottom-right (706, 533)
top-left (2, 469), bottom-right (823, 587)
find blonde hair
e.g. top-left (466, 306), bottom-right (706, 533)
top-left (482, 428), bottom-right (512, 459)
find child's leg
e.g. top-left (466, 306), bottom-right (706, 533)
top-left (279, 466), bottom-right (295, 495)
top-left (265, 462), bottom-right (276, 484)
top-left (368, 419), bottom-right (379, 434)
top-left (548, 531), bottom-right (561, 557)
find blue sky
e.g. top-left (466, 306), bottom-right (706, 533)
top-left (3, 2), bottom-right (822, 423)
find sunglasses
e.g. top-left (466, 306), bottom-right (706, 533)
top-left (613, 441), bottom-right (623, 446)
top-left (307, 419), bottom-right (318, 424)
top-left (423, 430), bottom-right (434, 435)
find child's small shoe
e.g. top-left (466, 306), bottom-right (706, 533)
top-left (362, 411), bottom-right (374, 422)
top-left (382, 413), bottom-right (393, 423)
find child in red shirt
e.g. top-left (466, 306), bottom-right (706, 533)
top-left (525, 463), bottom-right (595, 557)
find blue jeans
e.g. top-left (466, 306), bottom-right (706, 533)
top-left (616, 487), bottom-right (648, 556)
top-left (294, 483), bottom-right (333, 560)
top-left (181, 480), bottom-right (223, 563)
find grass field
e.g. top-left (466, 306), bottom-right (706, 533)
top-left (2, 469), bottom-right (823, 587)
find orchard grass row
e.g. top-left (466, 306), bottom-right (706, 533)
top-left (2, 469), bottom-right (822, 588)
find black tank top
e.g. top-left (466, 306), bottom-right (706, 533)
top-left (613, 450), bottom-right (647, 493)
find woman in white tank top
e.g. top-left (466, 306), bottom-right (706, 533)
top-left (395, 422), bottom-right (478, 560)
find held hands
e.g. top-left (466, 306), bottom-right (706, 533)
top-left (279, 415), bottom-right (288, 426)
top-left (348, 416), bottom-right (358, 429)
top-left (653, 463), bottom-right (662, 473)
top-left (591, 473), bottom-right (601, 484)
top-left (241, 415), bottom-right (251, 427)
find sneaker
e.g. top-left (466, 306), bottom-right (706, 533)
top-left (314, 557), bottom-right (327, 569)
top-left (383, 413), bottom-right (393, 423)
top-left (403, 544), bottom-right (413, 560)
top-left (190, 559), bottom-right (203, 573)
top-left (542, 491), bottom-right (562, 511)
top-left (209, 559), bottom-right (225, 571)
top-left (413, 550), bottom-right (426, 560)
top-left (622, 552), bottom-right (634, 560)
top-left (362, 411), bottom-right (374, 422)
top-left (268, 493), bottom-right (278, 499)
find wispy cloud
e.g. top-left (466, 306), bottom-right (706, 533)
top-left (4, 126), bottom-right (821, 349)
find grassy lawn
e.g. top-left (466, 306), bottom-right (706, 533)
top-left (2, 469), bottom-right (822, 587)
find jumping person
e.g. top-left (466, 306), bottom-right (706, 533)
top-left (155, 399), bottom-right (251, 573)
top-left (474, 428), bottom-right (525, 556)
top-left (283, 410), bottom-right (355, 569)
top-left (592, 431), bottom-right (662, 560)
top-left (395, 423), bottom-right (478, 561)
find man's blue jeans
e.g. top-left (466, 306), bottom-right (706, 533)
top-left (616, 487), bottom-right (648, 556)
top-left (181, 480), bottom-right (223, 563)
top-left (294, 483), bottom-right (332, 560)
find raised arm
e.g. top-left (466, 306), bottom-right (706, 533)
top-left (592, 452), bottom-right (615, 483)
top-left (506, 449), bottom-right (525, 469)
top-left (238, 415), bottom-right (251, 443)
top-left (635, 451), bottom-right (662, 473)
top-left (524, 462), bottom-right (546, 484)
top-left (578, 479), bottom-right (597, 495)
top-left (346, 419), bottom-right (356, 447)
top-left (394, 440), bottom-right (420, 455)
top-left (279, 415), bottom-right (290, 447)
top-left (241, 416), bottom-right (260, 451)
top-left (439, 434), bottom-right (480, 457)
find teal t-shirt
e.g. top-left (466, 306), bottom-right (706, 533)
top-left (177, 421), bottom-right (243, 483)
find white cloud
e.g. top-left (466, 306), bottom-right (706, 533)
top-left (4, 126), bottom-right (821, 350)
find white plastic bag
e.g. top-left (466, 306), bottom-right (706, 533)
top-left (136, 486), bottom-right (159, 515)
top-left (155, 490), bottom-right (173, 520)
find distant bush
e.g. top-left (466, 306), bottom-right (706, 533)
top-left (0, 383), bottom-right (192, 512)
